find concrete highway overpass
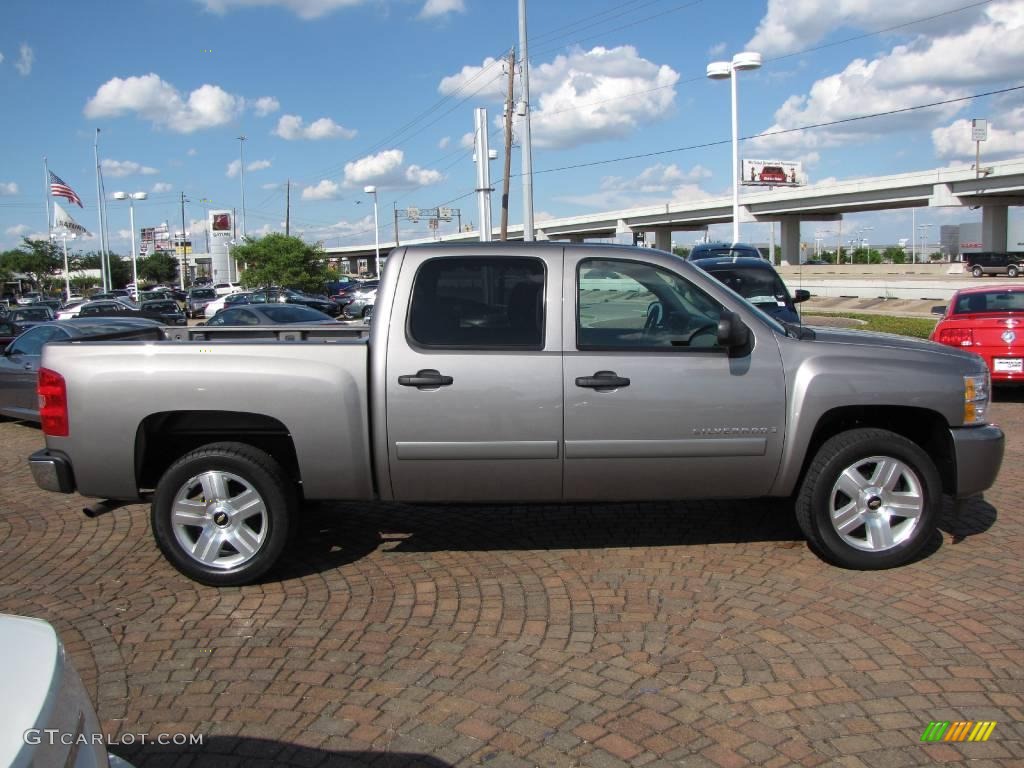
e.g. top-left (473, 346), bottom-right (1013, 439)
top-left (326, 156), bottom-right (1024, 268)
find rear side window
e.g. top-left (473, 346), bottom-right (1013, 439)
top-left (954, 291), bottom-right (1024, 313)
top-left (408, 257), bottom-right (545, 349)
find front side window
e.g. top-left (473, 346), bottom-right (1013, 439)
top-left (409, 257), bottom-right (545, 349)
top-left (577, 259), bottom-right (723, 350)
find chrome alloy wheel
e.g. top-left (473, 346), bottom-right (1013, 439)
top-left (828, 455), bottom-right (924, 552)
top-left (170, 471), bottom-right (269, 569)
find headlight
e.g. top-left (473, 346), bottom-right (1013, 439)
top-left (963, 372), bottom-right (990, 425)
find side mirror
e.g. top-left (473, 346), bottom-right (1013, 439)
top-left (717, 310), bottom-right (751, 349)
top-left (931, 305), bottom-right (947, 316)
top-left (793, 289), bottom-right (811, 304)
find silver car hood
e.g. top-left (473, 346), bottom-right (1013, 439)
top-left (0, 614), bottom-right (60, 767)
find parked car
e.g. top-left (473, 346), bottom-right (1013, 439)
top-left (342, 284), bottom-right (378, 319)
top-left (140, 299), bottom-right (187, 326)
top-left (204, 303), bottom-right (336, 326)
top-left (692, 256), bottom-right (809, 324)
top-left (0, 613), bottom-right (135, 768)
top-left (1, 318), bottom-right (163, 422)
top-left (248, 287), bottom-right (341, 317)
top-left (16, 291), bottom-right (41, 305)
top-left (32, 298), bottom-right (64, 314)
top-left (77, 300), bottom-right (149, 319)
top-left (213, 282), bottom-right (242, 296)
top-left (930, 285), bottom-right (1024, 383)
top-left (965, 252), bottom-right (1023, 278)
top-left (686, 242), bottom-right (766, 261)
top-left (333, 280), bottom-right (377, 313)
top-left (185, 287), bottom-right (218, 318)
top-left (56, 297), bottom-right (135, 320)
top-left (6, 305), bottom-right (56, 334)
top-left (29, 243), bottom-right (1003, 586)
top-left (203, 291), bottom-right (260, 319)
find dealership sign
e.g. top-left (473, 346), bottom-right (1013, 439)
top-left (209, 210), bottom-right (233, 240)
top-left (742, 159), bottom-right (803, 187)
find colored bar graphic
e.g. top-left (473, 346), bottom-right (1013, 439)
top-left (921, 721), bottom-right (996, 742)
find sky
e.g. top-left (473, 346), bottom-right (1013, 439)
top-left (1, 0), bottom-right (1023, 255)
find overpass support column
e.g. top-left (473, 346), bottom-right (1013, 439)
top-left (982, 206), bottom-right (1008, 252)
top-left (654, 230), bottom-right (671, 251)
top-left (779, 218), bottom-right (800, 266)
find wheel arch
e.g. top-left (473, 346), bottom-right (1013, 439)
top-left (135, 411), bottom-right (301, 495)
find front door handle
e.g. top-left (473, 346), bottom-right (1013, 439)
top-left (398, 369), bottom-right (454, 389)
top-left (575, 370), bottom-right (630, 390)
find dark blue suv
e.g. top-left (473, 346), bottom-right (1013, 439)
top-left (692, 256), bottom-right (809, 324)
top-left (687, 242), bottom-right (765, 261)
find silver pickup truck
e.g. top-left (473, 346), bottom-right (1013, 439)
top-left (28, 243), bottom-right (1004, 585)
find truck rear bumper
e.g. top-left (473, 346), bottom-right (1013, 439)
top-left (28, 449), bottom-right (76, 494)
top-left (950, 425), bottom-right (1004, 498)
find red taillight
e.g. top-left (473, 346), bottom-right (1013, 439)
top-left (37, 367), bottom-right (68, 437)
top-left (938, 327), bottom-right (975, 347)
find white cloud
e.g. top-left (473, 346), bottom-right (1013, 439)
top-left (187, 148), bottom-right (198, 156)
top-left (151, 182), bottom-right (173, 193)
top-left (459, 132), bottom-right (475, 149)
top-left (707, 42), bottom-right (726, 58)
top-left (226, 159), bottom-right (242, 178)
top-left (253, 96), bottom-right (280, 116)
top-left (0, 182), bottom-right (18, 196)
top-left (273, 114), bottom-right (356, 140)
top-left (419, 0), bottom-right (465, 19)
top-left (933, 105), bottom-right (1024, 161)
top-left (197, 0), bottom-right (367, 20)
top-left (248, 159), bottom-right (271, 172)
top-left (84, 74), bottom-right (244, 133)
top-left (342, 149), bottom-right (445, 189)
top-left (440, 46), bottom-right (680, 150)
top-left (301, 179), bottom-right (342, 200)
top-left (261, 182), bottom-right (279, 190)
top-left (748, 3), bottom-right (1024, 156)
top-left (558, 163), bottom-right (715, 209)
top-left (102, 158), bottom-right (159, 177)
top-left (438, 136), bottom-right (451, 149)
top-left (5, 224), bottom-right (30, 237)
top-left (15, 43), bottom-right (33, 76)
top-left (747, 0), bottom-right (991, 57)
top-left (0, 52), bottom-right (4, 65)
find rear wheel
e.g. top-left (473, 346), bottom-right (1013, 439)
top-left (151, 442), bottom-right (295, 586)
top-left (972, 265), bottom-right (984, 278)
top-left (795, 428), bottom-right (939, 569)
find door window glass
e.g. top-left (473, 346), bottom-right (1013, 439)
top-left (8, 325), bottom-right (68, 356)
top-left (409, 257), bottom-right (545, 348)
top-left (577, 259), bottom-right (723, 350)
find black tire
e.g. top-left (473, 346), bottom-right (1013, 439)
top-left (1008, 265), bottom-right (1019, 278)
top-left (795, 428), bottom-right (940, 570)
top-left (361, 305), bottom-right (373, 318)
top-left (972, 265), bottom-right (984, 278)
top-left (151, 442), bottom-right (295, 586)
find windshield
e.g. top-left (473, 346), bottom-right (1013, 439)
top-left (691, 263), bottom-right (788, 335)
top-left (142, 301), bottom-right (179, 312)
top-left (189, 289), bottom-right (216, 299)
top-left (12, 307), bottom-right (51, 321)
top-left (705, 266), bottom-right (790, 308)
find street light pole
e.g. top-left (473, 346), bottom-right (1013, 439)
top-left (113, 191), bottom-right (147, 296)
top-left (364, 186), bottom-right (380, 277)
top-left (707, 51), bottom-right (761, 244)
top-left (237, 135), bottom-right (247, 239)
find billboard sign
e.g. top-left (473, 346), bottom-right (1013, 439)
top-left (742, 159), bottom-right (802, 187)
top-left (209, 210), bottom-right (232, 239)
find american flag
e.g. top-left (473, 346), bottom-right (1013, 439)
top-left (49, 171), bottom-right (83, 208)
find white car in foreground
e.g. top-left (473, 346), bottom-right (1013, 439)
top-left (0, 613), bottom-right (133, 768)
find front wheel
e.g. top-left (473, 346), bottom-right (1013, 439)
top-left (151, 442), bottom-right (295, 586)
top-left (1008, 265), bottom-right (1019, 278)
top-left (795, 428), bottom-right (940, 569)
top-left (972, 265), bottom-right (984, 278)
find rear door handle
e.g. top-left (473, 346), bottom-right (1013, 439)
top-left (398, 369), bottom-right (454, 389)
top-left (575, 370), bottom-right (630, 390)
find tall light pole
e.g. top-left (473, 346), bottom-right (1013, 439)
top-left (237, 135), bottom-right (247, 239)
top-left (519, 0), bottom-right (535, 241)
top-left (918, 223), bottom-right (933, 263)
top-left (707, 51), bottom-right (762, 244)
top-left (364, 185), bottom-right (380, 277)
top-left (113, 191), bottom-right (147, 296)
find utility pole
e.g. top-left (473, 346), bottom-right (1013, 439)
top-left (93, 129), bottom-right (109, 291)
top-left (501, 47), bottom-right (515, 240)
top-left (285, 179), bottom-right (291, 236)
top-left (179, 192), bottom-right (189, 289)
top-left (518, 0), bottom-right (535, 241)
top-left (393, 202), bottom-right (400, 247)
top-left (237, 135), bottom-right (247, 239)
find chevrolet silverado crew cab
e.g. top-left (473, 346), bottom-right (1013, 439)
top-left (28, 243), bottom-right (1004, 585)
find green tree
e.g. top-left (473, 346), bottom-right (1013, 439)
top-left (74, 250), bottom-right (132, 288)
top-left (137, 252), bottom-right (179, 284)
top-left (882, 246), bottom-right (906, 264)
top-left (234, 233), bottom-right (330, 293)
top-left (0, 238), bottom-right (62, 287)
top-left (671, 246), bottom-right (691, 259)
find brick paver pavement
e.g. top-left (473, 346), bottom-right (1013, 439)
top-left (1, 395), bottom-right (1022, 767)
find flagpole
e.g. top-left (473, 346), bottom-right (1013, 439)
top-left (43, 158), bottom-right (52, 237)
top-left (61, 233), bottom-right (71, 302)
top-left (94, 129), bottom-right (108, 291)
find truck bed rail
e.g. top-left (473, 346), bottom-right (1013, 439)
top-left (162, 324), bottom-right (370, 342)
